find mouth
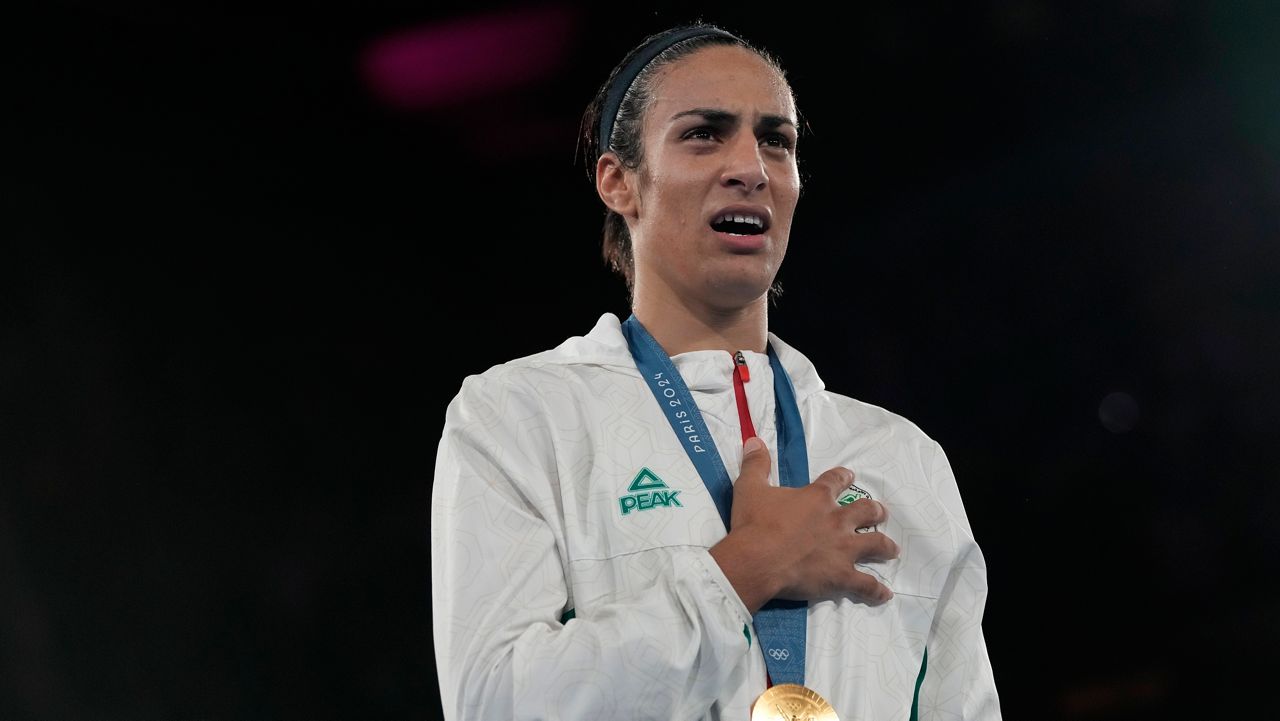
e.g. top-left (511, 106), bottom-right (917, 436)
top-left (708, 210), bottom-right (770, 237)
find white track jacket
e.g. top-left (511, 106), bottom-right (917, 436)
top-left (432, 313), bottom-right (1000, 720)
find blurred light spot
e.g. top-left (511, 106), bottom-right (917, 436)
top-left (1099, 391), bottom-right (1139, 433)
top-left (360, 4), bottom-right (576, 110)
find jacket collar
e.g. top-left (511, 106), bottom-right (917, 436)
top-left (542, 312), bottom-right (826, 404)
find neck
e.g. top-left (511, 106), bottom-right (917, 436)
top-left (631, 292), bottom-right (768, 356)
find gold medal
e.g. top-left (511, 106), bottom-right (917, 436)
top-left (751, 683), bottom-right (839, 721)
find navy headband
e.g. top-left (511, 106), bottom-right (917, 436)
top-left (598, 25), bottom-right (741, 155)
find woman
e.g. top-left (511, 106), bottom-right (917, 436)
top-left (432, 22), bottom-right (1000, 720)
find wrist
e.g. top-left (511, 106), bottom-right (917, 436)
top-left (709, 531), bottom-right (780, 614)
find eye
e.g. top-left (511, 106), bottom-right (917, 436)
top-left (683, 126), bottom-right (718, 141)
top-left (762, 132), bottom-right (794, 150)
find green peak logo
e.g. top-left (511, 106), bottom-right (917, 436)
top-left (618, 468), bottom-right (682, 516)
top-left (627, 467), bottom-right (667, 492)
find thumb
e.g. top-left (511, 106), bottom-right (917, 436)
top-left (737, 436), bottom-right (772, 485)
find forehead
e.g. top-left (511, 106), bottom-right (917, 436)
top-left (646, 45), bottom-right (795, 125)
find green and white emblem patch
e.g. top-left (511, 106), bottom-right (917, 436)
top-left (837, 484), bottom-right (870, 507)
top-left (838, 483), bottom-right (877, 533)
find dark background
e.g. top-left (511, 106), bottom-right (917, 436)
top-left (6, 1), bottom-right (1279, 719)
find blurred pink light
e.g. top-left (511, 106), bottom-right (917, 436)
top-left (360, 4), bottom-right (576, 110)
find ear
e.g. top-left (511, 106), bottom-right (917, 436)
top-left (596, 152), bottom-right (638, 221)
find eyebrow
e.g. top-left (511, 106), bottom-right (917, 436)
top-left (669, 107), bottom-right (796, 132)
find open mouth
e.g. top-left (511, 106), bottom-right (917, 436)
top-left (709, 214), bottom-right (768, 236)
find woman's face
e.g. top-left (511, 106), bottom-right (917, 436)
top-left (625, 44), bottom-right (801, 312)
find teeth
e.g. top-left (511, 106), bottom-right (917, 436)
top-left (716, 212), bottom-right (764, 228)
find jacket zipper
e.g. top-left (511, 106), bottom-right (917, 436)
top-left (733, 350), bottom-right (774, 688)
top-left (732, 350), bottom-right (757, 442)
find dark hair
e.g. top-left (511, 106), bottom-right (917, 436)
top-left (577, 23), bottom-right (801, 301)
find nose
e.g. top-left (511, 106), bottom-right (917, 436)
top-left (720, 132), bottom-right (767, 192)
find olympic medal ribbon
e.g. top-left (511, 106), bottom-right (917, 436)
top-left (622, 314), bottom-right (809, 686)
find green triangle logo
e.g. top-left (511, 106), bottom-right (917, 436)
top-left (627, 467), bottom-right (668, 492)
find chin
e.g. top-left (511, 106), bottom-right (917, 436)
top-left (704, 276), bottom-right (776, 310)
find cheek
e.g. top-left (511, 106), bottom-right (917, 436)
top-left (647, 185), bottom-right (699, 232)
top-left (773, 184), bottom-right (799, 229)
top-left (780, 167), bottom-right (802, 203)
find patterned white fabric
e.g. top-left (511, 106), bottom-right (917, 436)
top-left (432, 313), bottom-right (1001, 720)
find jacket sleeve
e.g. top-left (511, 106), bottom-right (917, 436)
top-left (430, 373), bottom-right (754, 721)
top-left (918, 441), bottom-right (1002, 720)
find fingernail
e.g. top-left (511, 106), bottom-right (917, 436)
top-left (744, 436), bottom-right (764, 454)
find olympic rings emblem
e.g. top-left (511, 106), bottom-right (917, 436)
top-left (767, 648), bottom-right (790, 661)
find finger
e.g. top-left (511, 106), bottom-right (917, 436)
top-left (810, 467), bottom-right (854, 501)
top-left (840, 498), bottom-right (888, 528)
top-left (851, 531), bottom-right (900, 562)
top-left (736, 436), bottom-right (773, 487)
top-left (839, 567), bottom-right (894, 605)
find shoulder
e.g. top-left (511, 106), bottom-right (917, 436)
top-left (821, 390), bottom-right (936, 443)
top-left (442, 355), bottom-right (577, 427)
top-left (444, 312), bottom-right (639, 420)
top-left (812, 387), bottom-right (951, 475)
